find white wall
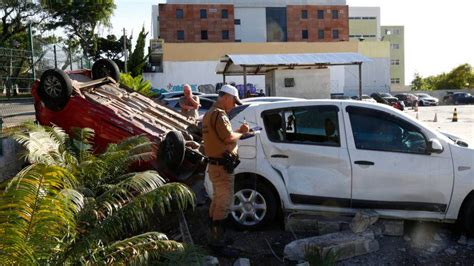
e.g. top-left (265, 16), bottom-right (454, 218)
top-left (152, 5), bottom-right (159, 39)
top-left (330, 66), bottom-right (345, 94)
top-left (143, 61), bottom-right (265, 90)
top-left (235, 7), bottom-right (267, 42)
top-left (269, 69), bottom-right (331, 99)
top-left (343, 58), bottom-right (390, 96)
top-left (348, 6), bottom-right (381, 40)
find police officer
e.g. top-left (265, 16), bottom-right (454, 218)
top-left (202, 84), bottom-right (249, 253)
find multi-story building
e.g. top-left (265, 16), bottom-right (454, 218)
top-left (154, 0), bottom-right (349, 43)
top-left (146, 1), bottom-right (391, 97)
top-left (348, 7), bottom-right (380, 41)
top-left (381, 26), bottom-right (405, 91)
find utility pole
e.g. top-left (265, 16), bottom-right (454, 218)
top-left (53, 45), bottom-right (57, 68)
top-left (123, 28), bottom-right (128, 73)
top-left (28, 22), bottom-right (35, 80)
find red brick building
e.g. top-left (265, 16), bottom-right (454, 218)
top-left (286, 5), bottom-right (349, 42)
top-left (157, 2), bottom-right (348, 43)
top-left (159, 4), bottom-right (235, 42)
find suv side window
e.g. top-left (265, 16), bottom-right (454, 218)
top-left (347, 106), bottom-right (427, 154)
top-left (262, 105), bottom-right (340, 146)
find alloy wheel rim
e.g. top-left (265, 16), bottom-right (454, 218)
top-left (44, 76), bottom-right (62, 97)
top-left (231, 188), bottom-right (267, 226)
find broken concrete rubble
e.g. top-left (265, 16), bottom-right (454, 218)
top-left (379, 220), bottom-right (404, 236)
top-left (349, 210), bottom-right (379, 233)
top-left (283, 230), bottom-right (379, 262)
top-left (233, 258), bottom-right (250, 266)
top-left (284, 214), bottom-right (351, 235)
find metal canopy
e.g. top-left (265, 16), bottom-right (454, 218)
top-left (216, 52), bottom-right (371, 76)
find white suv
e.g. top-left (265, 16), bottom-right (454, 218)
top-left (204, 100), bottom-right (474, 233)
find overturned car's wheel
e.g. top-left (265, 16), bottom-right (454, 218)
top-left (38, 69), bottom-right (73, 112)
top-left (159, 130), bottom-right (185, 172)
top-left (229, 179), bottom-right (278, 230)
top-left (92, 59), bottom-right (120, 82)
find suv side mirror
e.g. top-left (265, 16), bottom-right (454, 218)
top-left (427, 139), bottom-right (444, 154)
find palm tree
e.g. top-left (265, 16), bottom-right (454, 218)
top-left (0, 123), bottom-right (201, 264)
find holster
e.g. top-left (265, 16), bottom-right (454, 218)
top-left (221, 152), bottom-right (240, 174)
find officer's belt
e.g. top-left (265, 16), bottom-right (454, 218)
top-left (207, 157), bottom-right (226, 166)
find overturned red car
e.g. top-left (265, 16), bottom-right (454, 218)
top-left (31, 59), bottom-right (205, 180)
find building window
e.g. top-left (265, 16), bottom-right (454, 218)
top-left (391, 78), bottom-right (401, 84)
top-left (318, 29), bottom-right (325, 40)
top-left (301, 10), bottom-right (308, 19)
top-left (302, 30), bottom-right (308, 39)
top-left (177, 30), bottom-right (184, 41)
top-left (235, 39), bottom-right (242, 42)
top-left (200, 9), bottom-right (207, 19)
top-left (393, 29), bottom-right (400, 35)
top-left (385, 29), bottom-right (392, 35)
top-left (222, 9), bottom-right (228, 18)
top-left (332, 10), bottom-right (339, 19)
top-left (201, 30), bottom-right (208, 40)
top-left (222, 30), bottom-right (229, 40)
top-left (176, 9), bottom-right (184, 19)
top-left (317, 10), bottom-right (325, 19)
top-left (391, 43), bottom-right (400, 49)
top-left (332, 29), bottom-right (339, 39)
top-left (391, 59), bottom-right (400, 65)
top-left (234, 19), bottom-right (241, 25)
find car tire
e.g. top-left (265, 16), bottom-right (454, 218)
top-left (461, 198), bottom-right (474, 235)
top-left (92, 59), bottom-right (120, 82)
top-left (419, 101), bottom-right (424, 106)
top-left (455, 100), bottom-right (459, 105)
top-left (229, 178), bottom-right (278, 230)
top-left (38, 69), bottom-right (73, 112)
top-left (159, 130), bottom-right (185, 172)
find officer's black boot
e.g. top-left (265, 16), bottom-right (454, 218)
top-left (207, 220), bottom-right (239, 258)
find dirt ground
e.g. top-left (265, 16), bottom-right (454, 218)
top-left (182, 204), bottom-right (474, 265)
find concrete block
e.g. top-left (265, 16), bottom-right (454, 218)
top-left (379, 220), bottom-right (404, 236)
top-left (204, 255), bottom-right (219, 266)
top-left (284, 230), bottom-right (379, 262)
top-left (285, 214), bottom-right (351, 235)
top-left (349, 210), bottom-right (379, 233)
top-left (233, 258), bottom-right (250, 266)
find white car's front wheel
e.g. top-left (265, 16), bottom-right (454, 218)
top-left (229, 179), bottom-right (278, 230)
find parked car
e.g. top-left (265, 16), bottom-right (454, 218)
top-left (200, 93), bottom-right (219, 102)
top-left (395, 93), bottom-right (418, 106)
top-left (371, 92), bottom-right (404, 111)
top-left (31, 59), bottom-right (206, 181)
top-left (162, 96), bottom-right (215, 117)
top-left (416, 93), bottom-right (439, 106)
top-left (242, 96), bottom-right (302, 103)
top-left (202, 99), bottom-right (474, 234)
top-left (155, 91), bottom-right (204, 104)
top-left (443, 92), bottom-right (474, 105)
top-left (351, 94), bottom-right (377, 103)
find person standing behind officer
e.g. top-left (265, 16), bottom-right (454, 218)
top-left (179, 84), bottom-right (200, 120)
top-left (202, 84), bottom-right (249, 255)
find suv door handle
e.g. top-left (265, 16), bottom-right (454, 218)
top-left (354, 160), bottom-right (375, 166)
top-left (271, 154), bottom-right (289, 158)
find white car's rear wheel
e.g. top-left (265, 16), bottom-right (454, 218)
top-left (229, 179), bottom-right (278, 230)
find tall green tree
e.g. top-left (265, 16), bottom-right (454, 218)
top-left (411, 63), bottom-right (474, 91)
top-left (93, 34), bottom-right (132, 71)
top-left (411, 72), bottom-right (424, 91)
top-left (127, 26), bottom-right (148, 77)
top-left (42, 0), bottom-right (116, 59)
top-left (0, 0), bottom-right (50, 47)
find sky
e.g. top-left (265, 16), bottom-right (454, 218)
top-left (108, 0), bottom-right (474, 85)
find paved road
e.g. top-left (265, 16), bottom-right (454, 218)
top-left (0, 99), bottom-right (35, 128)
top-left (405, 104), bottom-right (474, 146)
